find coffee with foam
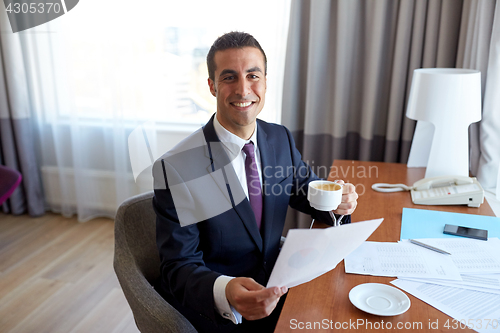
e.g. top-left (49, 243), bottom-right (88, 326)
top-left (312, 183), bottom-right (342, 191)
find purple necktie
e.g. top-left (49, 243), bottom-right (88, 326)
top-left (242, 142), bottom-right (262, 230)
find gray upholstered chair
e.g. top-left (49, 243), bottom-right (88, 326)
top-left (114, 191), bottom-right (197, 333)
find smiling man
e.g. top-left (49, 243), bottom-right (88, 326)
top-left (153, 32), bottom-right (358, 333)
top-left (208, 46), bottom-right (266, 140)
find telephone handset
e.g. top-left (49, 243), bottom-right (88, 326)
top-left (412, 175), bottom-right (474, 190)
top-left (410, 176), bottom-right (484, 207)
top-left (372, 175), bottom-right (485, 207)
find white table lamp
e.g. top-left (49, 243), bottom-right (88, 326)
top-left (406, 68), bottom-right (482, 179)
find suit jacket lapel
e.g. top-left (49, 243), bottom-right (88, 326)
top-left (202, 120), bottom-right (233, 206)
top-left (203, 116), bottom-right (263, 252)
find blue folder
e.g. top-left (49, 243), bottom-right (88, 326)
top-left (400, 208), bottom-right (500, 240)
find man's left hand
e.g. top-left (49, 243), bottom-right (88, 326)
top-left (332, 180), bottom-right (358, 215)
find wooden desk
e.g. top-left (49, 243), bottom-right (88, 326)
top-left (275, 160), bottom-right (495, 332)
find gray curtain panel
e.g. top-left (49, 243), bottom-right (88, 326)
top-left (281, 0), bottom-right (495, 229)
top-left (458, 0), bottom-right (498, 181)
top-left (0, 21), bottom-right (45, 216)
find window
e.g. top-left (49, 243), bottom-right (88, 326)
top-left (55, 0), bottom-right (291, 125)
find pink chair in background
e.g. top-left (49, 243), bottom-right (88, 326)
top-left (0, 165), bottom-right (22, 205)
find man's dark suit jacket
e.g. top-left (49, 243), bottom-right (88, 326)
top-left (153, 115), bottom-right (350, 332)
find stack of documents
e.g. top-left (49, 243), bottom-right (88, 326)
top-left (345, 207), bottom-right (500, 333)
top-left (392, 238), bottom-right (500, 333)
top-left (345, 238), bottom-right (500, 332)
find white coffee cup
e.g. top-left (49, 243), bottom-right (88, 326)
top-left (307, 180), bottom-right (343, 211)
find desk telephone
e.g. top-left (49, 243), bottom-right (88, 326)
top-left (372, 176), bottom-right (484, 207)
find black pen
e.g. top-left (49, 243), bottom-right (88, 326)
top-left (409, 239), bottom-right (452, 255)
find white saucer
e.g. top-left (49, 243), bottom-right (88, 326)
top-left (349, 283), bottom-right (410, 316)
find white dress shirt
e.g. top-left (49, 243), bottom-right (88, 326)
top-left (212, 115), bottom-right (262, 324)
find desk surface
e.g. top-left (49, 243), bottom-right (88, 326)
top-left (275, 160), bottom-right (495, 332)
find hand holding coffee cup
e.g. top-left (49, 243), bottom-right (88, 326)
top-left (307, 180), bottom-right (343, 211)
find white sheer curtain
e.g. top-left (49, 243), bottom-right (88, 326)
top-left (458, 0), bottom-right (500, 214)
top-left (475, 1), bottom-right (500, 210)
top-left (7, 0), bottom-right (291, 221)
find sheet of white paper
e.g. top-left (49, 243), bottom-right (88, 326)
top-left (344, 241), bottom-right (462, 280)
top-left (399, 273), bottom-right (500, 290)
top-left (266, 218), bottom-right (383, 288)
top-left (392, 279), bottom-right (500, 333)
top-left (397, 276), bottom-right (500, 295)
top-left (458, 274), bottom-right (500, 289)
top-left (406, 238), bottom-right (500, 274)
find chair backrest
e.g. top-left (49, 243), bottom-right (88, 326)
top-left (115, 191), bottom-right (160, 282)
top-left (114, 191), bottom-right (197, 333)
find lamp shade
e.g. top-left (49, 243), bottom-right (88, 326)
top-left (406, 68), bottom-right (481, 178)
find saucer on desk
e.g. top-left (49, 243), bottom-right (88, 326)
top-left (349, 283), bottom-right (410, 316)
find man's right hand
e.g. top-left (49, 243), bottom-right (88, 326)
top-left (225, 277), bottom-right (288, 321)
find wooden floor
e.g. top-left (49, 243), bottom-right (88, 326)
top-left (0, 212), bottom-right (140, 333)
